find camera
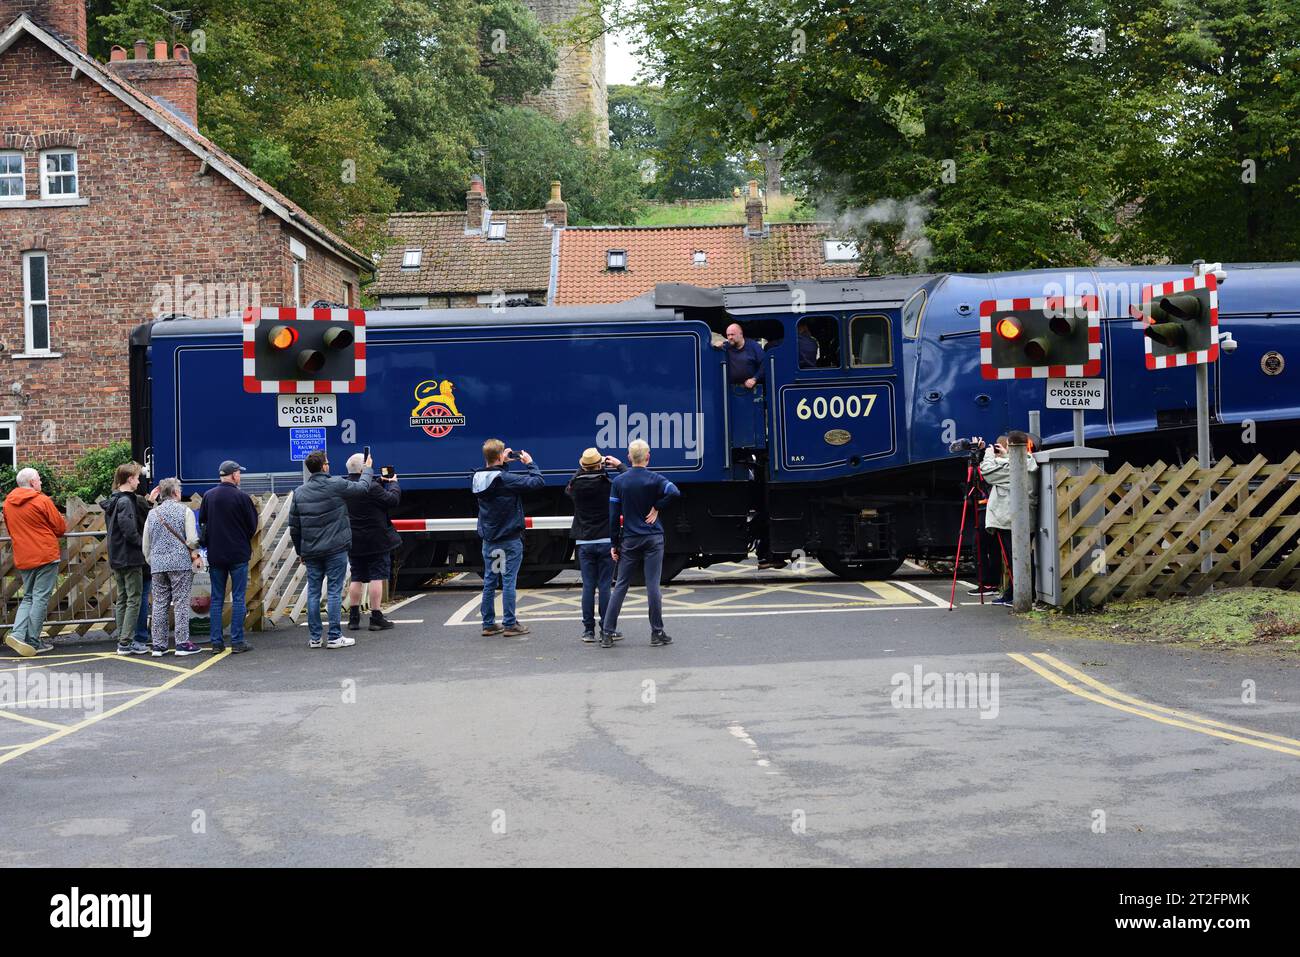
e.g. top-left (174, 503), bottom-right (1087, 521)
top-left (948, 437), bottom-right (983, 453)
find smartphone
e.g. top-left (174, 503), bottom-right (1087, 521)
top-left (381, 466), bottom-right (395, 479)
top-left (363, 445), bottom-right (371, 461)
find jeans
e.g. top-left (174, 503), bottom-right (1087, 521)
top-left (151, 569), bottom-right (194, 650)
top-left (210, 562), bottom-right (249, 648)
top-left (602, 535), bottom-right (665, 634)
top-left (306, 550), bottom-right (349, 643)
top-left (113, 567), bottom-right (144, 646)
top-left (577, 542), bottom-right (614, 631)
top-left (480, 537), bottom-right (524, 627)
top-left (12, 560), bottom-right (59, 646)
top-left (135, 574), bottom-right (151, 642)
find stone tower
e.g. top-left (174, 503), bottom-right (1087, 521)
top-left (523, 0), bottom-right (609, 145)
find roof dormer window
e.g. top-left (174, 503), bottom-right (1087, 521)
top-left (607, 250), bottom-right (627, 271)
top-left (0, 153), bottom-right (23, 201)
top-left (401, 248), bottom-right (422, 269)
top-left (487, 221), bottom-right (507, 239)
top-left (823, 239), bottom-right (860, 262)
top-left (692, 250), bottom-right (707, 266)
top-left (40, 149), bottom-right (77, 200)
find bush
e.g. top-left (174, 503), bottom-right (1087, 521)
top-left (66, 441), bottom-right (133, 506)
top-left (0, 461), bottom-right (67, 510)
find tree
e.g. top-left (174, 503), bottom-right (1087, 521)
top-left (478, 105), bottom-right (644, 222)
top-left (608, 83), bottom-right (748, 200)
top-left (626, 0), bottom-right (1130, 272)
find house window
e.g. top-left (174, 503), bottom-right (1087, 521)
top-left (692, 250), bottom-right (707, 266)
top-left (290, 237), bottom-right (307, 306)
top-left (0, 152), bottom-right (23, 201)
top-left (606, 250), bottom-right (627, 271)
top-left (487, 222), bottom-right (506, 239)
top-left (0, 420), bottom-right (16, 469)
top-left (23, 252), bottom-right (51, 354)
top-left (40, 150), bottom-right (77, 199)
top-left (401, 248), bottom-right (422, 269)
top-left (823, 239), bottom-right (860, 262)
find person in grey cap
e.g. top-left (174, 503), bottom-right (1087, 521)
top-left (198, 460), bottom-right (259, 653)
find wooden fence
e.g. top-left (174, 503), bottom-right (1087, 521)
top-left (1, 492), bottom-right (369, 640)
top-left (1054, 453), bottom-right (1300, 607)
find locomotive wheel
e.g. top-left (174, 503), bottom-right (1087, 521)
top-left (817, 552), bottom-right (903, 581)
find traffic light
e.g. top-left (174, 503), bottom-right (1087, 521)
top-left (243, 307), bottom-right (367, 393)
top-left (1136, 273), bottom-right (1218, 369)
top-left (980, 294), bottom-right (1101, 379)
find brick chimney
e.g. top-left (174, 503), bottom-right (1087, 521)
top-left (106, 40), bottom-right (199, 129)
top-left (466, 176), bottom-right (487, 232)
top-left (1, 0), bottom-right (86, 52)
top-left (544, 180), bottom-right (567, 228)
top-left (744, 180), bottom-right (765, 237)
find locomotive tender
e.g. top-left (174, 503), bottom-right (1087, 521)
top-left (131, 262), bottom-right (1300, 588)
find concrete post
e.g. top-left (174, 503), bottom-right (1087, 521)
top-left (1009, 435), bottom-right (1033, 612)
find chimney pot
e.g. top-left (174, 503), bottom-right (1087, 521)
top-left (550, 180), bottom-right (562, 203)
top-left (174, 43), bottom-right (190, 61)
top-left (154, 40), bottom-right (168, 60)
top-left (134, 39), bottom-right (148, 60)
top-left (544, 179), bottom-right (568, 228)
top-left (110, 46), bottom-right (127, 62)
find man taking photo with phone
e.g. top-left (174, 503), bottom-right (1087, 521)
top-left (473, 439), bottom-right (544, 637)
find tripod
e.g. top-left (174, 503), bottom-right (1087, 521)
top-left (949, 451), bottom-right (993, 610)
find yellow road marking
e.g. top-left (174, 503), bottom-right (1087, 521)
top-left (1007, 653), bottom-right (1300, 758)
top-left (0, 650), bottom-right (230, 769)
top-left (106, 655), bottom-right (191, 674)
top-left (0, 687), bottom-right (151, 710)
top-left (0, 707), bottom-right (66, 731)
top-left (0, 655), bottom-right (110, 674)
top-left (1033, 653), bottom-right (1300, 749)
top-left (0, 651), bottom-right (120, 659)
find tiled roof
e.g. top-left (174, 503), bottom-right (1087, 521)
top-left (0, 15), bottom-right (372, 271)
top-left (371, 209), bottom-right (555, 296)
top-left (553, 223), bottom-right (863, 305)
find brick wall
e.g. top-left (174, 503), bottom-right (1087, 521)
top-left (0, 35), bottom-right (361, 467)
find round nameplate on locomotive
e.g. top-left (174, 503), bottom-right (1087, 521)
top-left (824, 429), bottom-right (852, 446)
top-left (1262, 351), bottom-right (1285, 376)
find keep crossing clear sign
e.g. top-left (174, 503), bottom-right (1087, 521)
top-left (278, 393), bottom-right (337, 427)
top-left (1046, 378), bottom-right (1105, 410)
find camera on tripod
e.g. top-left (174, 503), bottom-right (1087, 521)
top-left (948, 437), bottom-right (985, 454)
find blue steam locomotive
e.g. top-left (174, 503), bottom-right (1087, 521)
top-left (130, 262), bottom-right (1300, 587)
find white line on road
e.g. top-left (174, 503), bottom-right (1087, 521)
top-left (891, 579), bottom-right (954, 608)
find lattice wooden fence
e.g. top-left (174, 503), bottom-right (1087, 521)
top-left (1, 491), bottom-right (374, 640)
top-left (1055, 453), bottom-right (1300, 607)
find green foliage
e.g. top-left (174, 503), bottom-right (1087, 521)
top-left (624, 0), bottom-right (1300, 270)
top-left (66, 441), bottom-right (134, 506)
top-left (0, 462), bottom-right (67, 511)
top-left (609, 84), bottom-right (749, 201)
top-left (478, 106), bottom-right (645, 223)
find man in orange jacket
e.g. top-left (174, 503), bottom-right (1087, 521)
top-left (3, 468), bottom-right (66, 656)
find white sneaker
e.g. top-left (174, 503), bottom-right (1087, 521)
top-left (325, 636), bottom-right (355, 649)
top-left (308, 638), bottom-right (323, 649)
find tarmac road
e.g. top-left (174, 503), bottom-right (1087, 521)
top-left (3, 563), bottom-right (1298, 867)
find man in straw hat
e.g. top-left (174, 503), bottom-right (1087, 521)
top-left (565, 448), bottom-right (625, 644)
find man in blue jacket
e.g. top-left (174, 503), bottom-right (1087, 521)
top-left (473, 439), bottom-right (544, 637)
top-left (600, 439), bottom-right (681, 648)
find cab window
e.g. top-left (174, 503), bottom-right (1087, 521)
top-left (850, 314), bottom-right (892, 367)
top-left (795, 315), bottom-right (841, 369)
top-left (902, 290), bottom-right (926, 339)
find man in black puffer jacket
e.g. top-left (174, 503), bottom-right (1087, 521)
top-left (288, 450), bottom-right (373, 649)
top-left (566, 448), bottom-right (625, 643)
top-left (344, 452), bottom-right (401, 632)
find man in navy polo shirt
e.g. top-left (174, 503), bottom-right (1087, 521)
top-left (714, 322), bottom-right (766, 389)
top-left (599, 440), bottom-right (681, 648)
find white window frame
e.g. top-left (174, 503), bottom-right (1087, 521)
top-left (0, 151), bottom-right (23, 202)
top-left (487, 221), bottom-right (506, 239)
top-left (823, 239), bottom-right (860, 262)
top-left (401, 248), bottom-right (422, 269)
top-left (0, 417), bottom-right (18, 471)
top-left (692, 250), bottom-right (707, 266)
top-left (39, 149), bottom-right (78, 200)
top-left (22, 252), bottom-right (52, 355)
top-left (290, 237), bottom-right (307, 306)
top-left (607, 250), bottom-right (627, 271)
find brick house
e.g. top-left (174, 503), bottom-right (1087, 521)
top-left (372, 177), bottom-right (564, 309)
top-left (374, 178), bottom-right (863, 310)
top-left (0, 1), bottom-right (372, 468)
